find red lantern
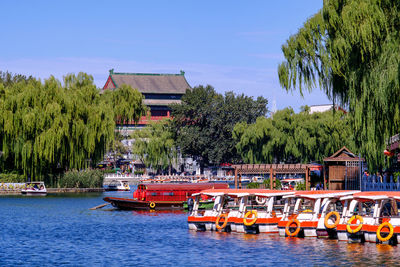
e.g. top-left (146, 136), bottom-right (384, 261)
top-left (384, 149), bottom-right (394, 157)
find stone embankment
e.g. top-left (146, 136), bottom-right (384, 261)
top-left (0, 182), bottom-right (105, 195)
top-left (47, 188), bottom-right (104, 193)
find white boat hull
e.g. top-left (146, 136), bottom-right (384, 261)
top-left (21, 190), bottom-right (47, 196)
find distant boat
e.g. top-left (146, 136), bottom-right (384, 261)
top-left (103, 183), bottom-right (228, 210)
top-left (104, 180), bottom-right (130, 191)
top-left (281, 178), bottom-right (304, 190)
top-left (21, 182), bottom-right (47, 196)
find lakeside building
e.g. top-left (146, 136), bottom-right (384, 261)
top-left (309, 104), bottom-right (347, 114)
top-left (102, 69), bottom-right (191, 129)
top-left (323, 146), bottom-right (364, 190)
top-left (102, 69), bottom-right (195, 172)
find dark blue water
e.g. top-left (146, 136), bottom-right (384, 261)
top-left (1, 190), bottom-right (400, 266)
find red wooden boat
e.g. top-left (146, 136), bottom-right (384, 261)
top-left (103, 183), bottom-right (228, 210)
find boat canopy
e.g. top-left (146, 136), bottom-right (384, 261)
top-left (340, 191), bottom-right (400, 201)
top-left (193, 189), bottom-right (294, 198)
top-left (137, 183), bottom-right (228, 191)
top-left (293, 190), bottom-right (360, 200)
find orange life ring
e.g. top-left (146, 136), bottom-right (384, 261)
top-left (324, 211), bottom-right (340, 229)
top-left (346, 215), bottom-right (363, 234)
top-left (285, 219), bottom-right (301, 237)
top-left (215, 213), bottom-right (229, 230)
top-left (149, 202), bottom-right (156, 209)
top-left (376, 221), bottom-right (394, 242)
top-left (243, 210), bottom-right (258, 226)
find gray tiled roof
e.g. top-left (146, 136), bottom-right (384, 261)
top-left (107, 70), bottom-right (191, 94)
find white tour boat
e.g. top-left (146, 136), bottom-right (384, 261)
top-left (21, 182), bottom-right (47, 196)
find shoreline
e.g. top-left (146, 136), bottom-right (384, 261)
top-left (0, 188), bottom-right (105, 195)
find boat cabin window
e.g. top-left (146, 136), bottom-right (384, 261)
top-left (354, 201), bottom-right (374, 216)
top-left (163, 192), bottom-right (174, 196)
top-left (151, 192), bottom-right (158, 196)
top-left (381, 200), bottom-right (398, 217)
top-left (298, 199), bottom-right (313, 212)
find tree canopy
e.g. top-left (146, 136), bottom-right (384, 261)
top-left (0, 72), bottom-right (146, 180)
top-left (0, 71), bottom-right (34, 87)
top-left (131, 120), bottom-right (176, 174)
top-left (278, 0), bottom-right (400, 170)
top-left (170, 85), bottom-right (268, 167)
top-left (233, 108), bottom-right (355, 164)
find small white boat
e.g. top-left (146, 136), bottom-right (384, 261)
top-left (105, 180), bottom-right (130, 191)
top-left (21, 182), bottom-right (47, 196)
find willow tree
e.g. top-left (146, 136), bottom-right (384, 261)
top-left (278, 0), bottom-right (400, 170)
top-left (170, 85), bottom-right (268, 168)
top-left (131, 120), bottom-right (177, 174)
top-left (0, 72), bottom-right (146, 180)
top-left (233, 109), bottom-right (355, 164)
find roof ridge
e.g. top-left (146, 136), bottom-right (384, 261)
top-left (109, 69), bottom-right (185, 76)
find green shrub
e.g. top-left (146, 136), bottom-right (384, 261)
top-left (263, 178), bottom-right (282, 189)
top-left (246, 182), bottom-right (260, 189)
top-left (394, 172), bottom-right (400, 183)
top-left (58, 169), bottom-right (104, 188)
top-left (295, 182), bottom-right (306, 191)
top-left (102, 169), bottom-right (117, 174)
top-left (0, 172), bottom-right (26, 183)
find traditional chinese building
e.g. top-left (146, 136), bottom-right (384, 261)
top-left (323, 146), bottom-right (364, 190)
top-left (103, 69), bottom-right (191, 128)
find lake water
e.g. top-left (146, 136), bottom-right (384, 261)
top-left (1, 189), bottom-right (400, 266)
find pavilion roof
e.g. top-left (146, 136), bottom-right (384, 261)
top-left (323, 146), bottom-right (364, 162)
top-left (103, 69), bottom-right (191, 94)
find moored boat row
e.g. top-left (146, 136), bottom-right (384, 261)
top-left (188, 189), bottom-right (400, 245)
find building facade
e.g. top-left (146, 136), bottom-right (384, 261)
top-left (103, 69), bottom-right (191, 128)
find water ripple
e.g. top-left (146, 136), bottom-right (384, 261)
top-left (1, 193), bottom-right (400, 266)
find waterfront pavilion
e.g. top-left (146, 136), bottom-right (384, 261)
top-left (232, 164), bottom-right (313, 190)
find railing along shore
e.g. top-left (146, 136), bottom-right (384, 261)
top-left (362, 174), bottom-right (400, 191)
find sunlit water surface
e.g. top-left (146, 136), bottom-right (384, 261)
top-left (1, 189), bottom-right (400, 266)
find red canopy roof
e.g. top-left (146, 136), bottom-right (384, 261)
top-left (139, 183), bottom-right (228, 191)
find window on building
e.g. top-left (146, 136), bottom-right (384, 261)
top-left (151, 110), bottom-right (168, 117)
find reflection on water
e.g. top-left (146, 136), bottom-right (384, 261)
top-left (1, 191), bottom-right (400, 266)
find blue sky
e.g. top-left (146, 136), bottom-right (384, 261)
top-left (1, 0), bottom-right (329, 111)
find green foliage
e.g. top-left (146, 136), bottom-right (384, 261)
top-left (278, 0), bottom-right (400, 170)
top-left (0, 172), bottom-right (25, 183)
top-left (233, 108), bottom-right (355, 163)
top-left (134, 170), bottom-right (144, 175)
top-left (102, 84), bottom-right (147, 124)
top-left (263, 178), bottom-right (282, 190)
top-left (170, 85), bottom-right (268, 166)
top-left (295, 182), bottom-right (306, 191)
top-left (131, 120), bottom-right (177, 173)
top-left (101, 169), bottom-right (116, 174)
top-left (109, 131), bottom-right (128, 169)
top-left (0, 72), bottom-right (146, 181)
top-left (394, 172), bottom-right (400, 183)
top-left (0, 71), bottom-right (34, 87)
top-left (246, 182), bottom-right (260, 189)
top-left (58, 169), bottom-right (104, 188)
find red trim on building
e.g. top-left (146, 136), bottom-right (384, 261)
top-left (103, 76), bottom-right (116, 89)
